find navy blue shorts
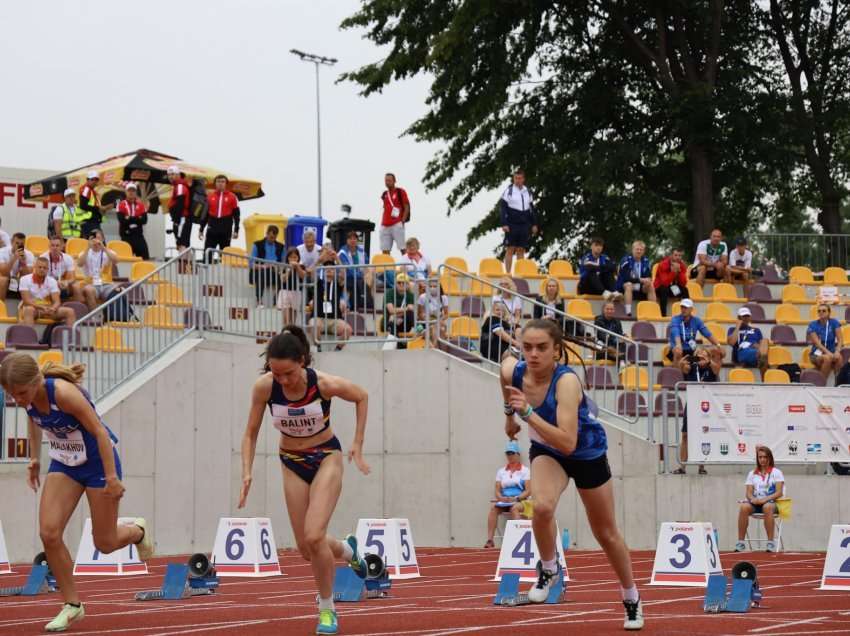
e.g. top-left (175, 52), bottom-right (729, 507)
top-left (280, 436), bottom-right (342, 485)
top-left (48, 447), bottom-right (122, 488)
top-left (504, 224), bottom-right (531, 249)
top-left (735, 347), bottom-right (759, 367)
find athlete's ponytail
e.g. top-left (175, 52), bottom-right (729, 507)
top-left (263, 324), bottom-right (312, 372)
top-left (42, 361), bottom-right (86, 384)
top-left (0, 352), bottom-right (85, 390)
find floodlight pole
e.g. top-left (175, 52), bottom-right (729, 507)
top-left (290, 49), bottom-right (337, 219)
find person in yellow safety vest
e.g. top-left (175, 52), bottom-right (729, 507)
top-left (49, 188), bottom-right (88, 239)
top-left (78, 170), bottom-right (100, 237)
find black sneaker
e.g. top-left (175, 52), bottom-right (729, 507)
top-left (623, 597), bottom-right (644, 630)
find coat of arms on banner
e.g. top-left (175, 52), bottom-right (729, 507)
top-left (700, 401), bottom-right (710, 413)
top-left (701, 443), bottom-right (711, 456)
top-left (720, 443), bottom-right (729, 455)
top-left (737, 443), bottom-right (747, 454)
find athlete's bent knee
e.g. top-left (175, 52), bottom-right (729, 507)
top-left (93, 535), bottom-right (120, 555)
top-left (303, 529), bottom-right (328, 554)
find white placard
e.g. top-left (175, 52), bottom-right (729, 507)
top-left (649, 522), bottom-right (722, 587)
top-left (355, 518), bottom-right (420, 579)
top-left (73, 517), bottom-right (148, 576)
top-left (819, 524), bottom-right (850, 590)
top-left (212, 517), bottom-right (281, 577)
top-left (687, 384), bottom-right (850, 464)
top-left (0, 520), bottom-right (11, 574)
top-left (494, 519), bottom-right (569, 582)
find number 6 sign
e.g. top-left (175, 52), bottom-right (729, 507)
top-left (356, 518), bottom-right (420, 579)
top-left (650, 521), bottom-right (723, 587)
top-left (211, 518), bottom-right (282, 577)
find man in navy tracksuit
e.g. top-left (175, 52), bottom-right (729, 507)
top-left (500, 169), bottom-right (537, 274)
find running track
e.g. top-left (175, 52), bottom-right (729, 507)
top-left (1, 548), bottom-right (847, 635)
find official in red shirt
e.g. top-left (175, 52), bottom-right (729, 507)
top-left (167, 165), bottom-right (192, 249)
top-left (115, 182), bottom-right (150, 260)
top-left (379, 173), bottom-right (410, 255)
top-left (653, 247), bottom-right (690, 316)
top-left (199, 174), bottom-right (241, 260)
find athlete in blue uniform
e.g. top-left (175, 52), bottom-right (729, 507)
top-left (239, 326), bottom-right (370, 635)
top-left (0, 353), bottom-right (153, 632)
top-left (501, 319), bottom-right (644, 630)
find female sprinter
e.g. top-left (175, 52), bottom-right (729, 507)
top-left (239, 326), bottom-right (370, 635)
top-left (502, 319), bottom-right (644, 630)
top-left (0, 353), bottom-right (153, 632)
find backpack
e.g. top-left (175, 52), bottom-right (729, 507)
top-left (778, 363), bottom-right (802, 383)
top-left (103, 286), bottom-right (135, 323)
top-left (47, 205), bottom-right (60, 239)
top-left (836, 361), bottom-right (850, 386)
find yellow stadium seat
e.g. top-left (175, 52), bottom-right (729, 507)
top-left (567, 299), bottom-right (594, 321)
top-left (842, 324), bottom-right (850, 343)
top-left (514, 258), bottom-right (544, 279)
top-left (537, 278), bottom-right (569, 299)
top-left (65, 237), bottom-right (88, 257)
top-left (775, 303), bottom-right (808, 325)
top-left (671, 301), bottom-right (698, 316)
top-left (94, 326), bottom-right (135, 353)
top-left (465, 278), bottom-right (496, 298)
top-left (619, 366), bottom-right (660, 391)
top-left (729, 368), bottom-right (755, 383)
top-left (478, 258), bottom-right (505, 278)
top-left (450, 316), bottom-right (480, 339)
top-left (25, 235), bottom-right (49, 255)
top-left (130, 261), bottom-right (161, 283)
top-left (370, 253), bottom-right (395, 268)
top-left (636, 301), bottom-right (668, 322)
top-left (661, 344), bottom-right (673, 366)
top-left (704, 321), bottom-right (727, 344)
top-left (789, 266), bottom-right (818, 285)
top-left (781, 283), bottom-right (814, 304)
top-left (686, 281), bottom-right (705, 300)
top-left (406, 337), bottom-right (426, 350)
top-left (107, 240), bottom-right (142, 263)
top-left (443, 256), bottom-right (469, 275)
top-left (0, 304), bottom-right (18, 324)
top-left (651, 262), bottom-right (659, 280)
top-left (823, 266), bottom-right (849, 285)
top-left (800, 348), bottom-right (815, 370)
top-left (221, 246), bottom-right (249, 268)
top-left (764, 368), bottom-right (790, 384)
top-left (440, 274), bottom-right (463, 297)
top-left (143, 305), bottom-right (183, 329)
top-left (712, 282), bottom-right (744, 301)
top-left (548, 260), bottom-right (579, 280)
top-left (155, 283), bottom-right (191, 308)
top-left (38, 350), bottom-right (63, 366)
top-left (704, 302), bottom-right (735, 323)
top-left (768, 345), bottom-right (792, 366)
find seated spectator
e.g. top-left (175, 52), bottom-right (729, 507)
top-left (115, 182), bottom-right (150, 260)
top-left (593, 301), bottom-right (625, 361)
top-left (42, 237), bottom-right (83, 304)
top-left (480, 301), bottom-right (519, 363)
top-left (398, 237), bottom-right (431, 291)
top-left (250, 225), bottom-right (285, 307)
top-left (728, 237), bottom-right (753, 296)
top-left (18, 257), bottom-right (75, 327)
top-left (338, 230), bottom-right (373, 311)
top-left (383, 272), bottom-right (416, 346)
top-left (577, 237), bottom-right (621, 300)
top-left (77, 230), bottom-right (119, 311)
top-left (308, 268), bottom-right (351, 351)
top-left (0, 232), bottom-right (35, 301)
top-left (668, 298), bottom-right (721, 365)
top-left (654, 247), bottom-right (689, 316)
top-left (493, 277), bottom-right (523, 326)
top-left (691, 228), bottom-right (728, 286)
top-left (533, 277), bottom-right (565, 320)
top-left (727, 307), bottom-right (767, 376)
top-left (277, 247), bottom-right (306, 326)
top-left (736, 446), bottom-right (784, 553)
top-left (616, 240), bottom-right (655, 316)
top-left (674, 346), bottom-right (722, 475)
top-left (485, 440), bottom-right (531, 548)
top-left (807, 303), bottom-right (844, 382)
top-left (296, 228), bottom-right (322, 279)
top-left (417, 279), bottom-right (448, 342)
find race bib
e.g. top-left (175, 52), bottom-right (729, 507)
top-left (9, 278), bottom-right (19, 292)
top-left (93, 275), bottom-right (102, 286)
top-left (812, 349), bottom-right (823, 357)
top-left (391, 206), bottom-right (401, 218)
top-left (739, 341), bottom-right (751, 349)
top-left (44, 429), bottom-right (87, 466)
top-left (688, 339), bottom-right (697, 350)
top-left (271, 402), bottom-right (325, 437)
top-left (322, 301), bottom-right (333, 315)
top-left (670, 285), bottom-right (680, 296)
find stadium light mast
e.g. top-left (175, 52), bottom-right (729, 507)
top-left (290, 49), bottom-right (337, 218)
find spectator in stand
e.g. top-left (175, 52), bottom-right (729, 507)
top-left (49, 188), bottom-right (85, 240)
top-left (308, 268), bottom-right (352, 351)
top-left (691, 228), bottom-right (728, 287)
top-left (338, 230), bottom-right (373, 310)
top-left (533, 277), bottom-right (565, 320)
top-left (297, 228), bottom-right (321, 278)
top-left (578, 238), bottom-right (621, 300)
top-left (484, 440), bottom-right (531, 548)
top-left (200, 174), bottom-right (240, 259)
top-left (417, 279), bottom-right (449, 342)
top-left (480, 301), bottom-right (520, 363)
top-left (78, 170), bottom-right (102, 237)
top-left (674, 347), bottom-right (723, 475)
top-left (499, 169), bottom-right (538, 274)
top-left (0, 232), bottom-right (35, 301)
top-left (78, 229), bottom-right (119, 310)
top-left (654, 247), bottom-right (689, 316)
top-left (399, 237), bottom-right (431, 291)
top-left (727, 307), bottom-right (768, 377)
top-left (250, 225), bottom-right (285, 307)
top-left (736, 446), bottom-right (785, 553)
top-left (493, 277), bottom-right (523, 326)
top-left (807, 304), bottom-right (844, 382)
top-left (383, 272), bottom-right (416, 345)
top-left (379, 173), bottom-right (410, 255)
top-left (594, 301), bottom-right (625, 362)
top-left (668, 298), bottom-right (721, 364)
top-left (18, 257), bottom-right (75, 327)
top-left (728, 237), bottom-right (754, 296)
top-left (115, 183), bottom-right (150, 260)
top-left (167, 165), bottom-right (192, 250)
top-left (0, 218), bottom-right (10, 248)
top-left (42, 236), bottom-right (82, 303)
top-left (277, 247), bottom-right (305, 326)
top-left (616, 240), bottom-right (655, 317)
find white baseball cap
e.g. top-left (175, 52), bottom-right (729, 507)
top-left (167, 165), bottom-right (180, 175)
top-left (63, 187), bottom-right (75, 197)
top-left (86, 170), bottom-right (99, 180)
top-left (125, 182), bottom-right (138, 191)
top-left (680, 298), bottom-right (695, 308)
top-left (737, 307), bottom-right (751, 317)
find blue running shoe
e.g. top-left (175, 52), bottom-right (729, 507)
top-left (345, 534), bottom-right (367, 579)
top-left (316, 609), bottom-right (338, 634)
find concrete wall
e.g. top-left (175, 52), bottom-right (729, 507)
top-left (1, 341), bottom-right (848, 562)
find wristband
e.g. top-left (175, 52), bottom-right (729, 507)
top-left (519, 405), bottom-right (533, 421)
top-left (503, 402), bottom-right (515, 415)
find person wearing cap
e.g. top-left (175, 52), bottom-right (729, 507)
top-left (383, 272), bottom-right (416, 345)
top-left (691, 228), bottom-right (728, 287)
top-left (727, 306), bottom-right (767, 375)
top-left (667, 298), bottom-right (722, 364)
top-left (166, 165), bottom-right (192, 249)
top-left (485, 440), bottom-right (531, 548)
top-left (728, 237), bottom-right (754, 295)
top-left (115, 183), bottom-right (149, 260)
top-left (78, 171), bottom-right (101, 238)
top-left (200, 174), bottom-right (240, 259)
top-left (653, 247), bottom-right (689, 316)
top-left (49, 188), bottom-right (86, 240)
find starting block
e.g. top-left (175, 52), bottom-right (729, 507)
top-left (0, 553), bottom-right (57, 597)
top-left (493, 572), bottom-right (565, 606)
top-left (704, 562), bottom-right (762, 613)
top-left (135, 554), bottom-right (219, 601)
top-left (332, 553), bottom-right (391, 602)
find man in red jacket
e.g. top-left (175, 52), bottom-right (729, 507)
top-left (200, 174), bottom-right (240, 261)
top-left (653, 247), bottom-right (689, 316)
top-left (167, 165), bottom-right (192, 249)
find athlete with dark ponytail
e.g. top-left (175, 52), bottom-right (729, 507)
top-left (239, 325), bottom-right (370, 635)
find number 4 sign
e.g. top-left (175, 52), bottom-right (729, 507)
top-left (211, 518), bottom-right (282, 577)
top-left (819, 524), bottom-right (850, 590)
top-left (355, 518), bottom-right (420, 579)
top-left (495, 520), bottom-right (569, 582)
top-left (649, 521), bottom-right (722, 587)
top-left (73, 517), bottom-right (148, 576)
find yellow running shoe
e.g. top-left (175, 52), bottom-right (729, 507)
top-left (45, 603), bottom-right (85, 632)
top-left (315, 609), bottom-right (338, 634)
top-left (133, 517), bottom-right (154, 561)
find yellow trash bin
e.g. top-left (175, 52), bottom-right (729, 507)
top-left (242, 214), bottom-right (288, 247)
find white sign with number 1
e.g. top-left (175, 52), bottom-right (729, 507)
top-left (211, 517), bottom-right (282, 577)
top-left (649, 521), bottom-right (722, 587)
top-left (356, 518), bottom-right (420, 579)
top-left (819, 524), bottom-right (850, 590)
top-left (73, 517), bottom-right (148, 576)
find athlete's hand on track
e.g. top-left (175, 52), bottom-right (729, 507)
top-left (237, 475), bottom-right (252, 509)
top-left (505, 415), bottom-right (520, 440)
top-left (104, 477), bottom-right (125, 500)
top-left (504, 385), bottom-right (530, 416)
top-left (27, 460), bottom-right (41, 492)
top-left (348, 445), bottom-right (371, 476)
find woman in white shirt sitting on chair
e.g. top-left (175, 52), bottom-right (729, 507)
top-left (485, 440), bottom-right (531, 548)
top-left (736, 445), bottom-right (784, 553)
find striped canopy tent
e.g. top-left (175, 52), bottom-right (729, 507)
top-left (23, 148), bottom-right (264, 214)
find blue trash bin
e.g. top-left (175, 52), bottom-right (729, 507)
top-left (285, 215), bottom-right (328, 249)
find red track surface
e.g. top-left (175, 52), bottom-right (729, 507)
top-left (1, 548), bottom-right (847, 635)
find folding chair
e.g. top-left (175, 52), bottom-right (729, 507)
top-left (745, 497), bottom-right (791, 552)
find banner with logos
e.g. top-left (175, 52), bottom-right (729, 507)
top-left (687, 385), bottom-right (850, 463)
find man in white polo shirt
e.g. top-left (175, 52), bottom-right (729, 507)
top-left (18, 256), bottom-right (76, 326)
top-left (42, 236), bottom-right (83, 303)
top-left (728, 236), bottom-right (754, 296)
top-left (0, 232), bottom-right (35, 301)
top-left (691, 228), bottom-right (728, 287)
top-left (297, 228), bottom-right (321, 277)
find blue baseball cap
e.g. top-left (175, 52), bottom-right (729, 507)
top-left (505, 441), bottom-right (520, 454)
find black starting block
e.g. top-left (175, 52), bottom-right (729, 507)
top-left (332, 553), bottom-right (391, 602)
top-left (0, 553), bottom-right (58, 597)
top-left (493, 573), bottom-right (565, 606)
top-left (135, 553), bottom-right (219, 601)
top-left (704, 562), bottom-right (762, 613)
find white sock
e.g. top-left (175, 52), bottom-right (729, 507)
top-left (318, 595), bottom-right (335, 611)
top-left (625, 304), bottom-right (632, 314)
top-left (339, 539), bottom-right (354, 562)
top-left (541, 558), bottom-right (557, 572)
top-left (621, 585), bottom-right (639, 602)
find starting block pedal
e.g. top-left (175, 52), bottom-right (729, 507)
top-left (332, 553), bottom-right (391, 602)
top-left (135, 554), bottom-right (219, 601)
top-left (493, 573), bottom-right (565, 606)
top-left (0, 564), bottom-right (58, 597)
top-left (704, 562), bottom-right (762, 614)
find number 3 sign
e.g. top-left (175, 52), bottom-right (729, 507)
top-left (356, 518), bottom-right (420, 579)
top-left (212, 518), bottom-right (282, 577)
top-left (650, 521), bottom-right (723, 587)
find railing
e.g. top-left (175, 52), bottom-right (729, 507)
top-left (751, 233), bottom-right (850, 273)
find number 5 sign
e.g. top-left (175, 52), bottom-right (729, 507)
top-left (212, 518), bottom-right (282, 577)
top-left (356, 518), bottom-right (420, 579)
top-left (650, 522), bottom-right (723, 587)
top-left (819, 524), bottom-right (850, 590)
top-left (495, 520), bottom-right (569, 582)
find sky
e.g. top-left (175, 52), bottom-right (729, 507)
top-left (0, 0), bottom-right (503, 267)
